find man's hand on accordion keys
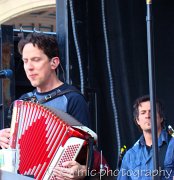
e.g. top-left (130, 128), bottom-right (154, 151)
top-left (52, 160), bottom-right (86, 180)
top-left (0, 128), bottom-right (10, 149)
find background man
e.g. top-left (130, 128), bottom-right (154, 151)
top-left (118, 95), bottom-right (174, 179)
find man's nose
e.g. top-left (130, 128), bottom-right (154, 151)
top-left (25, 61), bottom-right (34, 70)
top-left (147, 111), bottom-right (151, 117)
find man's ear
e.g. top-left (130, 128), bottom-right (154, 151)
top-left (50, 57), bottom-right (60, 70)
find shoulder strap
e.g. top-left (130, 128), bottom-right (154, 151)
top-left (17, 88), bottom-right (84, 104)
top-left (38, 89), bottom-right (82, 104)
top-left (158, 134), bottom-right (172, 169)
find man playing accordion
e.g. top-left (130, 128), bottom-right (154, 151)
top-left (0, 33), bottom-right (108, 179)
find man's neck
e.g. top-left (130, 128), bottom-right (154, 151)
top-left (37, 78), bottom-right (63, 93)
top-left (143, 131), bottom-right (153, 146)
top-left (143, 128), bottom-right (162, 146)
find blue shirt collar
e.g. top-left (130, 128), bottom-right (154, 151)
top-left (139, 129), bottom-right (168, 147)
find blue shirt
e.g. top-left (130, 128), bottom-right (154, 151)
top-left (117, 130), bottom-right (174, 180)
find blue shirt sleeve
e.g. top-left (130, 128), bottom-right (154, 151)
top-left (163, 137), bottom-right (174, 179)
top-left (67, 92), bottom-right (90, 127)
top-left (117, 153), bottom-right (130, 180)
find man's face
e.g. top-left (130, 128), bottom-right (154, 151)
top-left (22, 43), bottom-right (55, 91)
top-left (136, 101), bottom-right (163, 132)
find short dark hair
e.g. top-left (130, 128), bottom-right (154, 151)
top-left (133, 95), bottom-right (166, 130)
top-left (18, 33), bottom-right (59, 60)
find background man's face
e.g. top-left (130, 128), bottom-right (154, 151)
top-left (136, 101), bottom-right (163, 132)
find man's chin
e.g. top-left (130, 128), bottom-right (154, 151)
top-left (144, 128), bottom-right (152, 133)
top-left (30, 82), bottom-right (38, 87)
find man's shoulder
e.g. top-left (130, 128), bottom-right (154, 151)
top-left (120, 145), bottom-right (141, 168)
top-left (123, 140), bottom-right (141, 158)
top-left (59, 83), bottom-right (86, 100)
top-left (18, 89), bottom-right (36, 100)
top-left (59, 83), bottom-right (79, 91)
top-left (168, 135), bottom-right (174, 144)
top-left (128, 143), bottom-right (139, 152)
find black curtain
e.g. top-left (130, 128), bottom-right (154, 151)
top-left (55, 0), bottom-right (174, 171)
top-left (85, 0), bottom-right (148, 169)
top-left (83, 0), bottom-right (174, 170)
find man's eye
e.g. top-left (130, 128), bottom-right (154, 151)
top-left (22, 59), bottom-right (27, 63)
top-left (33, 59), bottom-right (40, 62)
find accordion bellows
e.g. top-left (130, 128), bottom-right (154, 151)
top-left (9, 100), bottom-right (97, 180)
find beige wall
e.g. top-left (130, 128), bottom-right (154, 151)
top-left (0, 0), bottom-right (56, 24)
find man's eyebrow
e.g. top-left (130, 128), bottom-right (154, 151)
top-left (140, 110), bottom-right (146, 112)
top-left (22, 57), bottom-right (40, 60)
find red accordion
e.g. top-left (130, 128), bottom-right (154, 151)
top-left (9, 100), bottom-right (97, 180)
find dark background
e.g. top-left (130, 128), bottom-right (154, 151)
top-left (68, 0), bottom-right (174, 170)
top-left (1, 0), bottom-right (174, 171)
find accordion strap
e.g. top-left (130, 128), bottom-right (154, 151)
top-left (21, 88), bottom-right (83, 104)
top-left (38, 89), bottom-right (82, 104)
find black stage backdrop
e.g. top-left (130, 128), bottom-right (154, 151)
top-left (76, 0), bottom-right (174, 170)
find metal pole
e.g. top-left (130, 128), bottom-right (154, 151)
top-left (56, 0), bottom-right (70, 84)
top-left (146, 0), bottom-right (159, 179)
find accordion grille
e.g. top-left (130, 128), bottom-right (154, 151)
top-left (10, 100), bottom-right (85, 179)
